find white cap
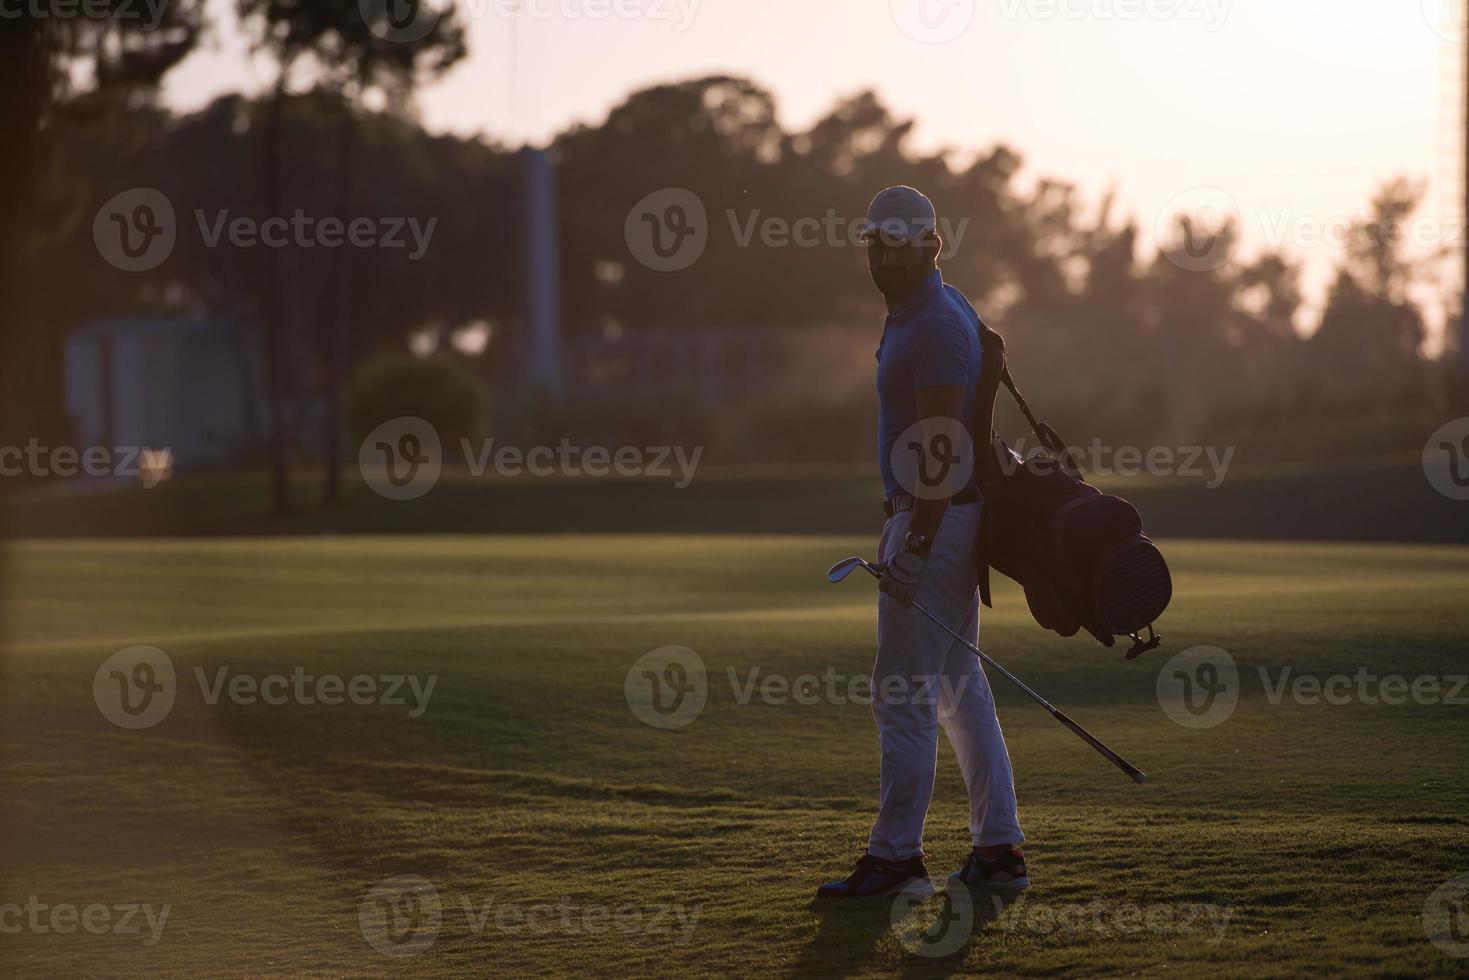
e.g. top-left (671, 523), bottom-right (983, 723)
top-left (860, 185), bottom-right (938, 243)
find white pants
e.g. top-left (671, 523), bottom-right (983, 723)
top-left (867, 501), bottom-right (1025, 861)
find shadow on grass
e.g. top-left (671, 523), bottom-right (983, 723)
top-left (790, 896), bottom-right (893, 979)
top-left (789, 885), bottom-right (1023, 979)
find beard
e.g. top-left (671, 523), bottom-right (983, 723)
top-left (874, 267), bottom-right (925, 302)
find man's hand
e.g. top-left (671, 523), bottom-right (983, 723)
top-left (878, 550), bottom-right (928, 605)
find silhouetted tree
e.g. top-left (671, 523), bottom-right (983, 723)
top-left (236, 0), bottom-right (467, 508)
top-left (1305, 179), bottom-right (1429, 412)
top-left (1, 4), bottom-right (205, 470)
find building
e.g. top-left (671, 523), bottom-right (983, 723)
top-left (65, 315), bottom-right (265, 473)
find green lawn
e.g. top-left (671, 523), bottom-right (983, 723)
top-left (2, 536), bottom-right (1467, 977)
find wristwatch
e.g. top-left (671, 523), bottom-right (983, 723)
top-left (903, 531), bottom-right (933, 556)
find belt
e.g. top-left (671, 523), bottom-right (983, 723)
top-left (882, 484), bottom-right (981, 518)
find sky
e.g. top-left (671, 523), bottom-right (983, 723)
top-left (165, 0), bottom-right (1462, 341)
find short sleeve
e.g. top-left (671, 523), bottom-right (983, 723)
top-left (909, 312), bottom-right (973, 389)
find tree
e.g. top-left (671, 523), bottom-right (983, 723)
top-left (236, 0), bottom-right (467, 508)
top-left (0, 5), bottom-right (205, 478)
top-left (1305, 179), bottom-right (1430, 411)
top-left (0, 20), bottom-right (51, 476)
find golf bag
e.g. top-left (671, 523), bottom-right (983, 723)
top-left (969, 322), bottom-right (1171, 659)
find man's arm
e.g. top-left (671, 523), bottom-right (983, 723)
top-left (907, 384), bottom-right (968, 543)
top-left (878, 383), bottom-right (968, 605)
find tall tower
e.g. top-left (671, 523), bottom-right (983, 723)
top-left (1461, 6), bottom-right (1468, 370)
top-left (521, 147), bottom-right (562, 397)
top-left (1437, 0), bottom-right (1469, 368)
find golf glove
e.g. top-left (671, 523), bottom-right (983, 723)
top-left (879, 550), bottom-right (928, 605)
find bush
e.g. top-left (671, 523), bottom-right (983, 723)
top-left (345, 352), bottom-right (489, 451)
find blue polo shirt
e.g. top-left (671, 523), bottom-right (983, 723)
top-left (876, 269), bottom-right (983, 497)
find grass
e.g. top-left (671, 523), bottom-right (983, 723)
top-left (1, 535), bottom-right (1467, 977)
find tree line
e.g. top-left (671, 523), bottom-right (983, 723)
top-left (2, 8), bottom-right (1460, 505)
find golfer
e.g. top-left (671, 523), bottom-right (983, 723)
top-left (817, 186), bottom-right (1027, 899)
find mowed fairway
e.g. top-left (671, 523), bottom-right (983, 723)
top-left (1, 536), bottom-right (1467, 977)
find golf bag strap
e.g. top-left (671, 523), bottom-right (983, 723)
top-left (971, 317), bottom-right (1073, 608)
top-left (973, 317), bottom-right (1067, 458)
top-left (972, 321), bottom-right (1007, 609)
top-left (999, 365), bottom-right (1068, 457)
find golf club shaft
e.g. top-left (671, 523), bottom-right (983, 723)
top-left (862, 563), bottom-right (1147, 784)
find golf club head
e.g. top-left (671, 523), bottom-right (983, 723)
top-left (826, 557), bottom-right (879, 583)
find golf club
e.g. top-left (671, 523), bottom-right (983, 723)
top-left (828, 556), bottom-right (1148, 784)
